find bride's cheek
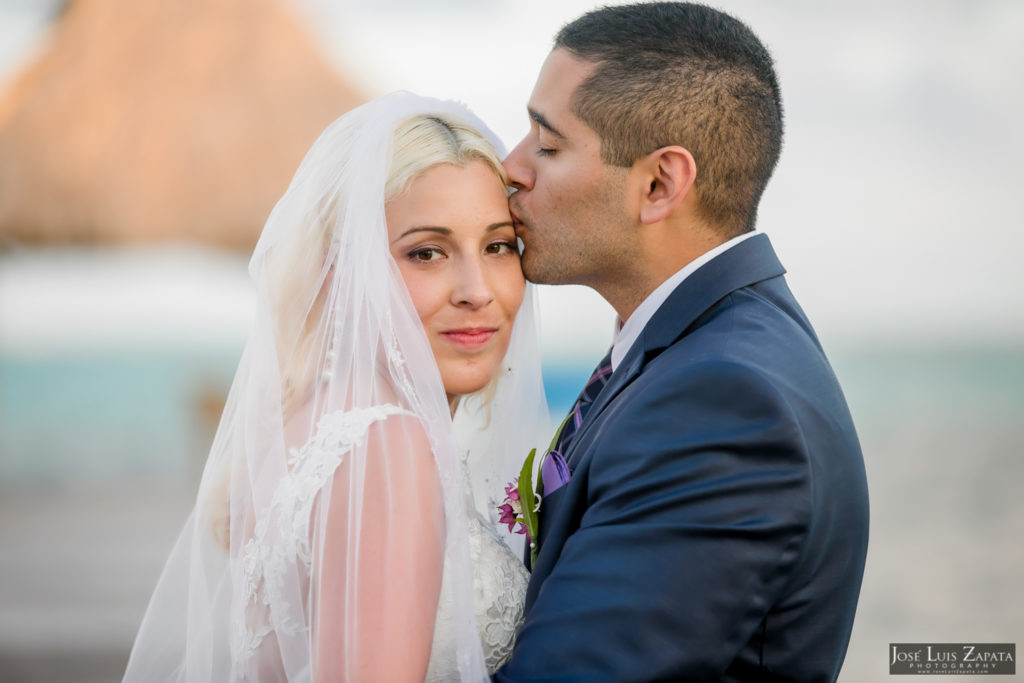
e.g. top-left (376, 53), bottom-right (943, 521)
top-left (399, 270), bottom-right (439, 326)
top-left (493, 262), bottom-right (525, 309)
top-left (507, 278), bottom-right (527, 317)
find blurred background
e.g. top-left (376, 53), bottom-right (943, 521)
top-left (1, 0), bottom-right (1021, 681)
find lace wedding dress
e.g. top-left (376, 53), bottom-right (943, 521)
top-left (427, 481), bottom-right (529, 680)
top-left (241, 405), bottom-right (528, 680)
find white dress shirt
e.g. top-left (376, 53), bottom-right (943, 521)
top-left (610, 231), bottom-right (759, 371)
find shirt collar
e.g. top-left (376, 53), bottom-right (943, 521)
top-left (610, 231), bottom-right (759, 371)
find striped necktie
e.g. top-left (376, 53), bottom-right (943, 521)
top-left (551, 350), bottom-right (614, 458)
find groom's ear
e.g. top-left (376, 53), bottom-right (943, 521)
top-left (635, 146), bottom-right (696, 225)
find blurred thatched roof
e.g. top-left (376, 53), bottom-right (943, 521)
top-left (0, 0), bottom-right (364, 250)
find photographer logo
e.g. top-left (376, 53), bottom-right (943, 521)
top-left (890, 643), bottom-right (1015, 675)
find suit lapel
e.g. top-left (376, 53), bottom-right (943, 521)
top-left (565, 234), bottom-right (786, 468)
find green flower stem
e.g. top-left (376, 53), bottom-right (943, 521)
top-left (517, 448), bottom-right (539, 565)
top-left (522, 413), bottom-right (573, 566)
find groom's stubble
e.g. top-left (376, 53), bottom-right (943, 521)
top-left (510, 174), bottom-right (633, 289)
top-left (506, 49), bottom-right (641, 294)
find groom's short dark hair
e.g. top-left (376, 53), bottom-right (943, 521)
top-left (555, 2), bottom-right (783, 236)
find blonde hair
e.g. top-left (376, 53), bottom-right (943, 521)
top-left (386, 114), bottom-right (507, 201)
top-left (275, 112), bottom-right (508, 420)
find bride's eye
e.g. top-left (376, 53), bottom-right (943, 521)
top-left (409, 247), bottom-right (445, 262)
top-left (485, 241), bottom-right (517, 256)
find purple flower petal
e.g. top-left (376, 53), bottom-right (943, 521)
top-left (497, 503), bottom-right (518, 531)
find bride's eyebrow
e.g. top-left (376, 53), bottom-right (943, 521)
top-left (397, 222), bottom-right (513, 241)
top-left (397, 226), bottom-right (451, 240)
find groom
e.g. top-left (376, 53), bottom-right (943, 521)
top-left (496, 3), bottom-right (869, 682)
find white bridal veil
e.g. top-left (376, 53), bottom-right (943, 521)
top-left (123, 92), bottom-right (549, 682)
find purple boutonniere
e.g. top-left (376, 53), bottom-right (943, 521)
top-left (497, 478), bottom-right (528, 536)
top-left (498, 414), bottom-right (573, 565)
top-left (498, 449), bottom-right (541, 566)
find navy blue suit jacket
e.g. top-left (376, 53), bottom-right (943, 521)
top-left (495, 234), bottom-right (869, 682)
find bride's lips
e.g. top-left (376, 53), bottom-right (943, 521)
top-left (441, 327), bottom-right (499, 348)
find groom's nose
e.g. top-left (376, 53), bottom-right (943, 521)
top-left (503, 138), bottom-right (535, 192)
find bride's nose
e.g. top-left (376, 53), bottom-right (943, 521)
top-left (451, 256), bottom-right (495, 309)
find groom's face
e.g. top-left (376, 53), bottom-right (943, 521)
top-left (504, 49), bottom-right (632, 287)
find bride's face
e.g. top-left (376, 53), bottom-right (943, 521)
top-left (386, 160), bottom-right (525, 405)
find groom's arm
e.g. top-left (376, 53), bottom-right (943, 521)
top-left (495, 359), bottom-right (812, 682)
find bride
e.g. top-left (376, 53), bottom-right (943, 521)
top-left (123, 92), bottom-right (549, 682)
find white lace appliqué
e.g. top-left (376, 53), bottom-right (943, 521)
top-left (472, 517), bottom-right (529, 672)
top-left (236, 404), bottom-right (410, 661)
